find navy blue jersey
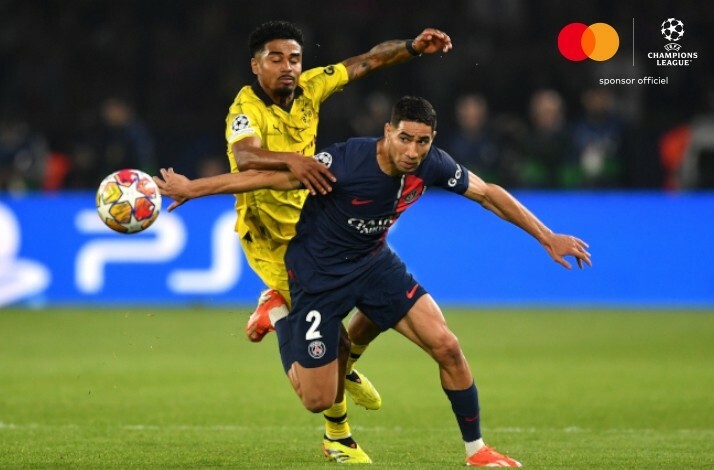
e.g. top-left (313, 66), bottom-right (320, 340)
top-left (285, 137), bottom-right (469, 293)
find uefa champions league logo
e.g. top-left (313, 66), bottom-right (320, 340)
top-left (661, 18), bottom-right (684, 51)
top-left (647, 17), bottom-right (697, 66)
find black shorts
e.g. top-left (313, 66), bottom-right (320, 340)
top-left (276, 250), bottom-right (427, 372)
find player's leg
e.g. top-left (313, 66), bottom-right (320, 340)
top-left (344, 310), bottom-right (382, 410)
top-left (393, 295), bottom-right (521, 467)
top-left (240, 236), bottom-right (290, 342)
top-left (321, 325), bottom-right (371, 463)
top-left (276, 284), bottom-right (371, 464)
top-left (243, 233), bottom-right (381, 414)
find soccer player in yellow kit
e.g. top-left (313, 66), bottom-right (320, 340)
top-left (225, 21), bottom-right (451, 463)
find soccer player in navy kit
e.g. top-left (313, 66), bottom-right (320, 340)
top-left (155, 96), bottom-right (591, 467)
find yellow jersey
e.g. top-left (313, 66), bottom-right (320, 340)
top-left (225, 63), bottom-right (349, 243)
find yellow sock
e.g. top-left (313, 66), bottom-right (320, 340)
top-left (323, 395), bottom-right (350, 440)
top-left (346, 343), bottom-right (369, 374)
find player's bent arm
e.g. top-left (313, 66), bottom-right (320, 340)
top-left (232, 138), bottom-right (335, 195)
top-left (233, 137), bottom-right (299, 171)
top-left (186, 170), bottom-right (300, 195)
top-left (463, 171), bottom-right (552, 244)
top-left (463, 171), bottom-right (592, 269)
top-left (341, 28), bottom-right (452, 81)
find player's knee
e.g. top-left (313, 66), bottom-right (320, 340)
top-left (300, 392), bottom-right (334, 413)
top-left (431, 332), bottom-right (466, 368)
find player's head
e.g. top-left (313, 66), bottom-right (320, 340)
top-left (383, 96), bottom-right (437, 174)
top-left (249, 21), bottom-right (304, 100)
top-left (249, 21), bottom-right (304, 57)
top-left (389, 96), bottom-right (438, 131)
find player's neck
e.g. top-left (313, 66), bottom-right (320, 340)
top-left (376, 139), bottom-right (400, 176)
top-left (258, 83), bottom-right (294, 108)
top-left (268, 92), bottom-right (294, 108)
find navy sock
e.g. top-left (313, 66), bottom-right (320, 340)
top-left (443, 382), bottom-right (481, 442)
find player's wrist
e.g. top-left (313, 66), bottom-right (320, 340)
top-left (405, 39), bottom-right (422, 57)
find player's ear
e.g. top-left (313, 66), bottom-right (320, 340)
top-left (250, 57), bottom-right (259, 75)
top-left (384, 123), bottom-right (391, 138)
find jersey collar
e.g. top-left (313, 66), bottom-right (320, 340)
top-left (251, 81), bottom-right (304, 112)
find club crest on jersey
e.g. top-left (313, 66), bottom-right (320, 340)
top-left (307, 340), bottom-right (326, 359)
top-left (402, 188), bottom-right (419, 204)
top-left (313, 152), bottom-right (333, 168)
top-left (397, 175), bottom-right (425, 213)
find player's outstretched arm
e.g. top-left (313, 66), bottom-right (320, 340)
top-left (153, 168), bottom-right (300, 212)
top-left (463, 171), bottom-right (592, 270)
top-left (341, 28), bottom-right (452, 81)
top-left (232, 137), bottom-right (336, 196)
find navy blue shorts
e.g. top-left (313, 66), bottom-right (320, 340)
top-left (276, 250), bottom-right (427, 372)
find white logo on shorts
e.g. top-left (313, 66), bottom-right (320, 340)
top-left (307, 340), bottom-right (326, 359)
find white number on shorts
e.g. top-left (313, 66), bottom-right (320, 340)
top-left (305, 310), bottom-right (323, 340)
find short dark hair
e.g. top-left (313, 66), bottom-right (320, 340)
top-left (248, 20), bottom-right (304, 57)
top-left (390, 96), bottom-right (437, 131)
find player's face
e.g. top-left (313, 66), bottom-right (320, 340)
top-left (251, 39), bottom-right (303, 99)
top-left (385, 121), bottom-right (435, 174)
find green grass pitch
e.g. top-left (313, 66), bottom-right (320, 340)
top-left (1, 308), bottom-right (713, 468)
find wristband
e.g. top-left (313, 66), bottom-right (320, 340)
top-left (405, 39), bottom-right (422, 57)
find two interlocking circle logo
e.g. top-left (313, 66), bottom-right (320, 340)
top-left (558, 23), bottom-right (619, 61)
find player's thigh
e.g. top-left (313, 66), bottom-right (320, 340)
top-left (357, 252), bottom-right (427, 331)
top-left (278, 284), bottom-right (356, 372)
top-left (279, 286), bottom-right (356, 407)
top-left (393, 294), bottom-right (455, 356)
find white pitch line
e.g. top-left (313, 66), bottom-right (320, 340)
top-left (1, 422), bottom-right (712, 435)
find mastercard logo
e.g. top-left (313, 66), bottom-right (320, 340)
top-left (558, 22), bottom-right (619, 61)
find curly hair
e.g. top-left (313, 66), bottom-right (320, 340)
top-left (248, 20), bottom-right (304, 57)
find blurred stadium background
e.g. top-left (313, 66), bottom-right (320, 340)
top-left (1, 0), bottom-right (712, 307)
top-left (1, 1), bottom-right (713, 468)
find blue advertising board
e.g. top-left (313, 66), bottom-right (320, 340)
top-left (1, 191), bottom-right (712, 307)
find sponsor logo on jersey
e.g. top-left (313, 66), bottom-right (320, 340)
top-left (347, 216), bottom-right (397, 235)
top-left (448, 166), bottom-right (463, 188)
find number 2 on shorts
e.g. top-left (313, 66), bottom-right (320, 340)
top-left (305, 310), bottom-right (323, 340)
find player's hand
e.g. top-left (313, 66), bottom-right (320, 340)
top-left (286, 155), bottom-right (336, 196)
top-left (153, 168), bottom-right (191, 212)
top-left (543, 233), bottom-right (592, 270)
top-left (412, 28), bottom-right (452, 55)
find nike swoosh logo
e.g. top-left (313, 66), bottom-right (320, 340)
top-left (351, 198), bottom-right (374, 205)
top-left (406, 284), bottom-right (419, 299)
top-left (464, 414), bottom-right (480, 422)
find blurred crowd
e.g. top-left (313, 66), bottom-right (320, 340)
top-left (1, 0), bottom-right (712, 192)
